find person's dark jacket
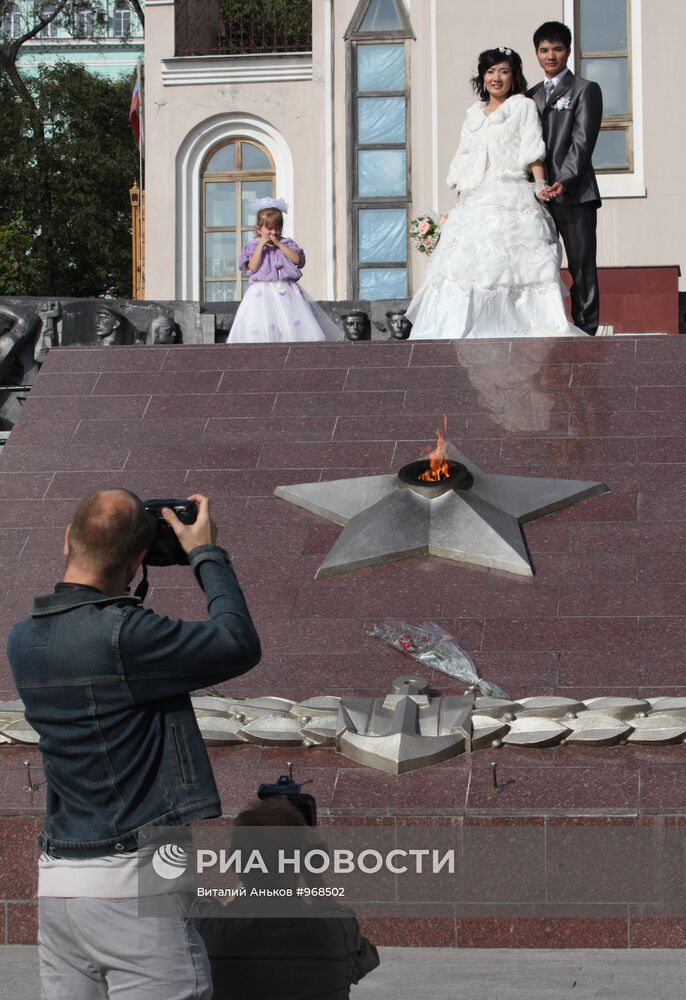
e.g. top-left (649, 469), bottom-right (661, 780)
top-left (195, 903), bottom-right (380, 1000)
top-left (528, 72), bottom-right (603, 206)
top-left (7, 544), bottom-right (261, 859)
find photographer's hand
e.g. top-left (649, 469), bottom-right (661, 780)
top-left (162, 494), bottom-right (217, 554)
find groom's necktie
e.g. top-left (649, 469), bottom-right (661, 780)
top-left (544, 79), bottom-right (555, 102)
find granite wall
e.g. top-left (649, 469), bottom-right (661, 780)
top-left (2, 336), bottom-right (686, 945)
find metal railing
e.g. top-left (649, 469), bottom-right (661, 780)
top-left (175, 0), bottom-right (312, 57)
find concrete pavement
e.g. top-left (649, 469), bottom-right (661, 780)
top-left (2, 946), bottom-right (685, 999)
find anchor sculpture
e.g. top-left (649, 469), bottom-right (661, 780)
top-left (336, 675), bottom-right (473, 775)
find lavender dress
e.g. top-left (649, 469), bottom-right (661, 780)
top-left (229, 237), bottom-right (342, 344)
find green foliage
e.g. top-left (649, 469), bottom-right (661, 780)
top-left (218, 0), bottom-right (311, 53)
top-left (0, 216), bottom-right (42, 295)
top-left (0, 63), bottom-right (138, 296)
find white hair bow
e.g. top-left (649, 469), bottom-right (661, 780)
top-left (498, 46), bottom-right (512, 55)
top-left (248, 197), bottom-right (289, 213)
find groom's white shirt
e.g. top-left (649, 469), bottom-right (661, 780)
top-left (543, 66), bottom-right (571, 89)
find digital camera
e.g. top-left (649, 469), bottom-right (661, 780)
top-left (258, 773), bottom-right (318, 827)
top-left (143, 498), bottom-right (198, 566)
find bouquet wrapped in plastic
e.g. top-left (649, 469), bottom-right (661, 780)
top-left (369, 619), bottom-right (509, 699)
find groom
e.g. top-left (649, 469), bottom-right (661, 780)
top-left (529, 21), bottom-right (603, 335)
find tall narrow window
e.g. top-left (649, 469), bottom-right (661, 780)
top-left (74, 4), bottom-right (95, 37)
top-left (201, 139), bottom-right (275, 302)
top-left (346, 0), bottom-right (414, 300)
top-left (2, 3), bottom-right (21, 38)
top-left (38, 4), bottom-right (58, 37)
top-left (576, 0), bottom-right (632, 171)
top-left (114, 1), bottom-right (131, 37)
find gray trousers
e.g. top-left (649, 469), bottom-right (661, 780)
top-left (547, 201), bottom-right (599, 335)
top-left (38, 897), bottom-right (212, 1000)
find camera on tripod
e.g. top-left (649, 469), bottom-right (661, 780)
top-left (258, 770), bottom-right (317, 827)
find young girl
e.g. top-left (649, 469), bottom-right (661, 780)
top-left (229, 198), bottom-right (342, 343)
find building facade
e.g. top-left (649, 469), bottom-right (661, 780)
top-left (3, 0), bottom-right (143, 79)
top-left (142, 0), bottom-right (684, 306)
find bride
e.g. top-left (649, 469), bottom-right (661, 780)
top-left (407, 47), bottom-right (582, 340)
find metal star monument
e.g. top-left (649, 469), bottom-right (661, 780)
top-left (274, 443), bottom-right (607, 579)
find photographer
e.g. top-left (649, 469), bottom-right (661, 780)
top-left (7, 489), bottom-right (261, 1000)
top-left (194, 799), bottom-right (380, 1000)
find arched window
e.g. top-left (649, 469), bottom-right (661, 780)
top-left (114, 1), bottom-right (131, 37)
top-left (38, 3), bottom-right (58, 38)
top-left (2, 3), bottom-right (22, 38)
top-left (73, 3), bottom-right (94, 37)
top-left (201, 139), bottom-right (275, 302)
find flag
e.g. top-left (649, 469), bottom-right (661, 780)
top-left (129, 76), bottom-right (142, 149)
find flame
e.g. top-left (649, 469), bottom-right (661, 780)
top-left (418, 415), bottom-right (450, 482)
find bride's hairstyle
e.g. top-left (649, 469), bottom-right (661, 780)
top-left (471, 48), bottom-right (528, 102)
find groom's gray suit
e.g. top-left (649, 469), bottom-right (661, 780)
top-left (529, 72), bottom-right (603, 334)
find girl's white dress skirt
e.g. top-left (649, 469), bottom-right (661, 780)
top-left (229, 280), bottom-right (343, 344)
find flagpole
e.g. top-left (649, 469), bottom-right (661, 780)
top-left (137, 56), bottom-right (144, 299)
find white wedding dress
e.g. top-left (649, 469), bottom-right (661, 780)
top-left (407, 94), bottom-right (582, 340)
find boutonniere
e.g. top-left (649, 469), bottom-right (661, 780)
top-left (553, 96), bottom-right (572, 111)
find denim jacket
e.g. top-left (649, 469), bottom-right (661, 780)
top-left (7, 545), bottom-right (261, 859)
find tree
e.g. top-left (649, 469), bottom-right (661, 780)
top-left (0, 63), bottom-right (139, 296)
top-left (0, 216), bottom-right (42, 295)
top-left (129, 1), bottom-right (144, 27)
top-left (0, 1), bottom-right (141, 296)
top-left (217, 0), bottom-right (311, 53)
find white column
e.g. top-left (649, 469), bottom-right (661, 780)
top-left (430, 0), bottom-right (438, 213)
top-left (323, 0), bottom-right (335, 298)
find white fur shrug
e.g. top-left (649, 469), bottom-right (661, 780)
top-left (446, 94), bottom-right (546, 193)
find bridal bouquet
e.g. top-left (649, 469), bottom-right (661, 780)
top-left (369, 619), bottom-right (510, 698)
top-left (409, 214), bottom-right (441, 256)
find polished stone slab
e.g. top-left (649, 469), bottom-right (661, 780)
top-left (3, 338), bottom-right (686, 948)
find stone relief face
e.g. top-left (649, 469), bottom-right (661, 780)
top-left (152, 316), bottom-right (177, 344)
top-left (95, 308), bottom-right (120, 345)
top-left (386, 311), bottom-right (412, 340)
top-left (342, 312), bottom-right (371, 341)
